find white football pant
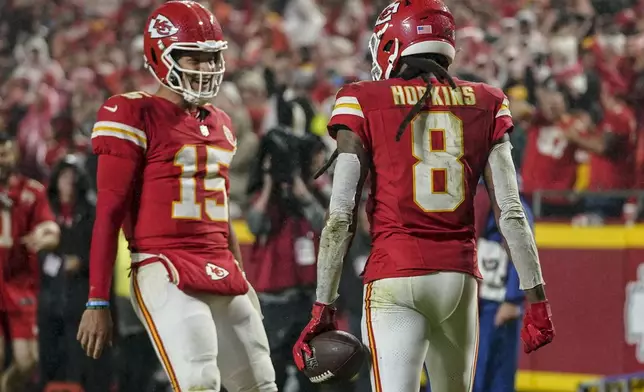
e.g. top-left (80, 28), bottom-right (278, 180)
top-left (362, 272), bottom-right (479, 392)
top-left (129, 258), bottom-right (277, 392)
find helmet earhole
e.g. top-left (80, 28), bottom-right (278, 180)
top-left (149, 49), bottom-right (158, 65)
top-left (383, 40), bottom-right (394, 52)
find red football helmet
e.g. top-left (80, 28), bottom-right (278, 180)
top-left (143, 1), bottom-right (227, 104)
top-left (369, 0), bottom-right (456, 81)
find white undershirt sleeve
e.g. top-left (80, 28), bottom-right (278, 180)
top-left (315, 153), bottom-right (361, 304)
top-left (488, 141), bottom-right (544, 290)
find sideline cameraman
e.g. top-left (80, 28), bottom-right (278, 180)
top-left (245, 128), bottom-right (327, 391)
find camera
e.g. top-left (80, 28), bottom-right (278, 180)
top-left (247, 126), bottom-right (325, 197)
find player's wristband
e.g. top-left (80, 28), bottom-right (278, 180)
top-left (86, 300), bottom-right (110, 309)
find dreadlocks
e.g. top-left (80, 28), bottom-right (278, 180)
top-left (313, 54), bottom-right (456, 179)
top-left (394, 56), bottom-right (456, 141)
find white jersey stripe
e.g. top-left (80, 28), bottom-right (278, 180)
top-left (92, 130), bottom-right (147, 149)
top-left (496, 108), bottom-right (511, 118)
top-left (93, 121), bottom-right (147, 141)
top-left (335, 96), bottom-right (361, 107)
top-left (331, 107), bottom-right (365, 119)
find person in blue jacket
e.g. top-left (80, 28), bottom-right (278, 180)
top-left (473, 194), bottom-right (534, 392)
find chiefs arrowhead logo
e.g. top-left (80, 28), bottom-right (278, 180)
top-left (375, 1), bottom-right (400, 26)
top-left (205, 262), bottom-right (229, 281)
top-left (148, 14), bottom-right (179, 39)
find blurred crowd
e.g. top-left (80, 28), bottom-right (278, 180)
top-left (1, 0), bottom-right (644, 391)
top-left (2, 0), bottom-right (644, 223)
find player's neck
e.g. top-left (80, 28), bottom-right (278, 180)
top-left (154, 86), bottom-right (197, 112)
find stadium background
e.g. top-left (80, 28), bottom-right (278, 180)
top-left (2, 0), bottom-right (644, 391)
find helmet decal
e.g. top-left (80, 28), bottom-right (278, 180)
top-left (148, 15), bottom-right (179, 39)
top-left (375, 1), bottom-right (400, 26)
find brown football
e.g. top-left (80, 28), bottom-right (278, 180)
top-left (302, 330), bottom-right (368, 384)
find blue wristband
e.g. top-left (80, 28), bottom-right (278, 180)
top-left (86, 300), bottom-right (110, 308)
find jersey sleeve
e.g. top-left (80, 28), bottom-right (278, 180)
top-left (327, 84), bottom-right (368, 146)
top-left (492, 94), bottom-right (514, 142)
top-left (89, 154), bottom-right (140, 300)
top-left (91, 94), bottom-right (148, 161)
top-left (27, 181), bottom-right (56, 232)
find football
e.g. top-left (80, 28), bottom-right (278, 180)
top-left (303, 330), bottom-right (368, 384)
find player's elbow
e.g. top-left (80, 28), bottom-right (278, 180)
top-left (95, 190), bottom-right (129, 228)
top-left (498, 201), bottom-right (525, 222)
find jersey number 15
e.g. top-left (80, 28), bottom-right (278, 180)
top-left (172, 145), bottom-right (230, 222)
top-left (411, 111), bottom-right (465, 212)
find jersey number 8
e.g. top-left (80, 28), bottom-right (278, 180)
top-left (172, 145), bottom-right (229, 222)
top-left (411, 111), bottom-right (465, 212)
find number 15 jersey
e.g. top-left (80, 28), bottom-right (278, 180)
top-left (91, 91), bottom-right (248, 296)
top-left (328, 77), bottom-right (513, 283)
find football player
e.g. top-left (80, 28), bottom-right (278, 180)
top-left (292, 1), bottom-right (555, 391)
top-left (0, 132), bottom-right (60, 392)
top-left (76, 2), bottom-right (276, 391)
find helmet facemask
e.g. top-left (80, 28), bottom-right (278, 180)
top-left (152, 40), bottom-right (227, 105)
top-left (369, 24), bottom-right (399, 81)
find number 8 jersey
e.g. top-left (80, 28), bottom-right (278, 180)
top-left (328, 78), bottom-right (513, 283)
top-left (90, 91), bottom-right (247, 296)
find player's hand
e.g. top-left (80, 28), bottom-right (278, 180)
top-left (494, 302), bottom-right (521, 326)
top-left (292, 302), bottom-right (337, 371)
top-left (21, 231), bottom-right (46, 253)
top-left (22, 223), bottom-right (59, 253)
top-left (521, 301), bottom-right (555, 353)
top-left (77, 307), bottom-right (113, 359)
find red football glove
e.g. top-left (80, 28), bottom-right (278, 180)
top-left (521, 301), bottom-right (555, 353)
top-left (292, 302), bottom-right (338, 371)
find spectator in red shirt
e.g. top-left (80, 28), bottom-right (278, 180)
top-left (566, 86), bottom-right (637, 219)
top-left (521, 78), bottom-right (585, 217)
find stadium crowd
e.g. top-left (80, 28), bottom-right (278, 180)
top-left (0, 0), bottom-right (643, 391)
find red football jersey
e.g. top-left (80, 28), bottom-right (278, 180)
top-left (327, 77), bottom-right (513, 283)
top-left (0, 175), bottom-right (56, 310)
top-left (521, 116), bottom-right (579, 202)
top-left (91, 91), bottom-right (247, 295)
top-left (589, 104), bottom-right (636, 190)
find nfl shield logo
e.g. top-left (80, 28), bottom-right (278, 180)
top-left (200, 125), bottom-right (209, 136)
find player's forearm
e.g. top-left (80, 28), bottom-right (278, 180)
top-left (316, 153), bottom-right (361, 304)
top-left (89, 194), bottom-right (127, 300)
top-left (487, 142), bottom-right (544, 292)
top-left (316, 215), bottom-right (353, 304)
